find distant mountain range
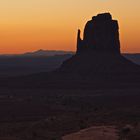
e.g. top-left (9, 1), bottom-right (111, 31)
top-left (0, 49), bottom-right (75, 57)
top-left (23, 49), bottom-right (74, 56)
top-left (0, 50), bottom-right (139, 77)
top-left (0, 49), bottom-right (140, 64)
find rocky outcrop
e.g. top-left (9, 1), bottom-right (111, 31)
top-left (77, 13), bottom-right (120, 54)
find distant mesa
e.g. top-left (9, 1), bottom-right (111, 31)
top-left (23, 49), bottom-right (74, 56)
top-left (77, 13), bottom-right (120, 54)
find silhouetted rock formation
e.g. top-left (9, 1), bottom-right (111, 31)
top-left (0, 13), bottom-right (140, 89)
top-left (77, 13), bottom-right (120, 54)
top-left (59, 13), bottom-right (140, 76)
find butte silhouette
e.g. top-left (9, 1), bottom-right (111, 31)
top-left (1, 13), bottom-right (140, 89)
top-left (58, 13), bottom-right (140, 76)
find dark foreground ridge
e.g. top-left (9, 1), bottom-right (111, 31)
top-left (1, 13), bottom-right (140, 89)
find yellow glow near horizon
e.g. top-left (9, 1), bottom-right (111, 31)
top-left (0, 0), bottom-right (140, 54)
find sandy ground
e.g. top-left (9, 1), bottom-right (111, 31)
top-left (62, 126), bottom-right (119, 140)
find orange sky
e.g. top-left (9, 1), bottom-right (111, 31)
top-left (0, 0), bottom-right (140, 54)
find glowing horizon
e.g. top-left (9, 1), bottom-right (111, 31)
top-left (0, 0), bottom-right (140, 54)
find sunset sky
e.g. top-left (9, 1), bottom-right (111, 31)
top-left (0, 0), bottom-right (140, 54)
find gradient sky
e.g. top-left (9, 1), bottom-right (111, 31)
top-left (0, 0), bottom-right (140, 54)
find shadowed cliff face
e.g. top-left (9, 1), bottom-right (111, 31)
top-left (77, 13), bottom-right (120, 54)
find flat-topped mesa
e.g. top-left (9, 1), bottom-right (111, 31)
top-left (77, 13), bottom-right (120, 54)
